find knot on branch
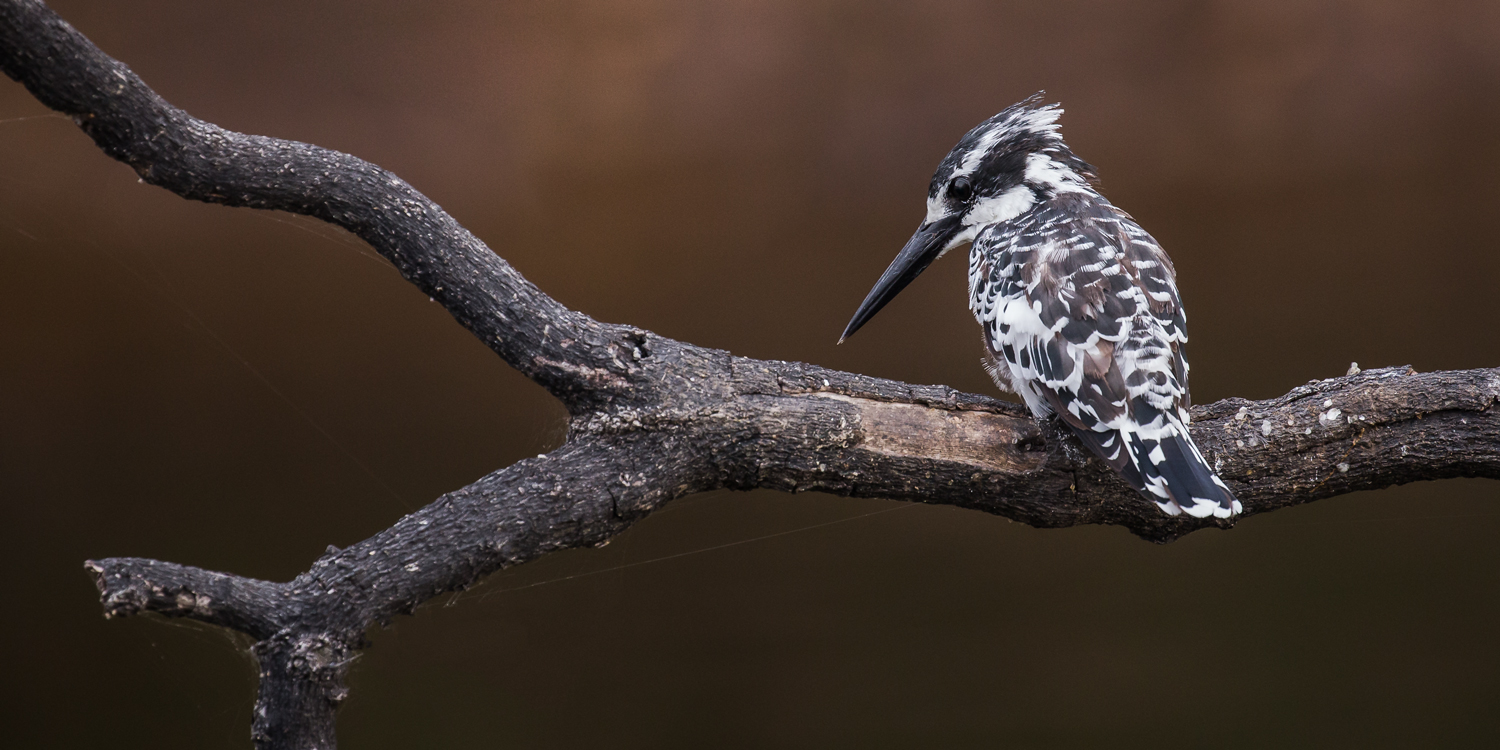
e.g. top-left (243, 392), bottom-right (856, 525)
top-left (532, 326), bottom-right (666, 413)
top-left (253, 632), bottom-right (355, 698)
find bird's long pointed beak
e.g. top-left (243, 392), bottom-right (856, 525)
top-left (839, 215), bottom-right (962, 343)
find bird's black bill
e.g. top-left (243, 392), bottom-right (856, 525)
top-left (840, 216), bottom-right (962, 342)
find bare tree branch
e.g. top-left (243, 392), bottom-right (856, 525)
top-left (4, 1), bottom-right (1497, 747)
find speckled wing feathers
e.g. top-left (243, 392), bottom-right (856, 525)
top-left (970, 193), bottom-right (1239, 518)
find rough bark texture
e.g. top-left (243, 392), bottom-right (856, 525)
top-left (4, 1), bottom-right (1497, 747)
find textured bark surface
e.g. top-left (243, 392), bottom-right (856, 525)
top-left (4, 1), bottom-right (1497, 747)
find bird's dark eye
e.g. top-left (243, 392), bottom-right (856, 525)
top-left (949, 176), bottom-right (973, 202)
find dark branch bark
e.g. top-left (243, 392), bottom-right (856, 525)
top-left (86, 558), bottom-right (286, 639)
top-left (5, 1), bottom-right (1497, 747)
top-left (0, 0), bottom-right (627, 408)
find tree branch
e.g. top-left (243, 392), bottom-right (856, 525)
top-left (86, 558), bottom-right (286, 639)
top-left (0, 0), bottom-right (629, 408)
top-left (5, 1), bottom-right (1496, 747)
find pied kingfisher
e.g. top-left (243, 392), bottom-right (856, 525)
top-left (840, 94), bottom-right (1240, 519)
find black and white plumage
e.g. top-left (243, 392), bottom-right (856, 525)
top-left (841, 95), bottom-right (1240, 519)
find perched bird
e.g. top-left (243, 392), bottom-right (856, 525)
top-left (840, 94), bottom-right (1240, 519)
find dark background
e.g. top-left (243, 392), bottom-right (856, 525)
top-left (3, 1), bottom-right (1499, 747)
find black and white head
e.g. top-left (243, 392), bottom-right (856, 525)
top-left (841, 94), bottom-right (1098, 341)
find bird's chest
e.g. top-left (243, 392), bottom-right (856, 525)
top-left (967, 234), bottom-right (1044, 322)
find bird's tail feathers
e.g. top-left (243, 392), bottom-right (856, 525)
top-left (1139, 426), bottom-right (1240, 518)
top-left (1070, 417), bottom-right (1241, 519)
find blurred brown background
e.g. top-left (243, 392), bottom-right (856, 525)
top-left (3, 0), bottom-right (1499, 747)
